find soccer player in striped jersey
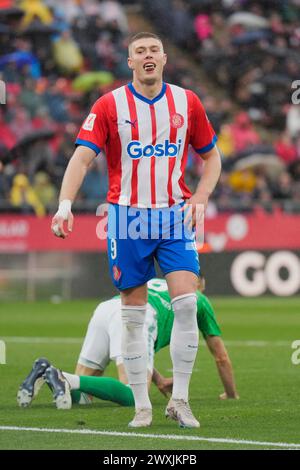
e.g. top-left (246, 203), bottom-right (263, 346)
top-left (51, 32), bottom-right (222, 428)
top-left (18, 278), bottom-right (239, 420)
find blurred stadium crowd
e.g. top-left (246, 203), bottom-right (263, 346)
top-left (0, 0), bottom-right (299, 216)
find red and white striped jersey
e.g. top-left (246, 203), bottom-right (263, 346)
top-left (76, 82), bottom-right (217, 208)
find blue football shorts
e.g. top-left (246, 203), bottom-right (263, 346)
top-left (107, 203), bottom-right (200, 290)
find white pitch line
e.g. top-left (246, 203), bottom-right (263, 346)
top-left (2, 337), bottom-right (82, 344)
top-left (1, 337), bottom-right (291, 347)
top-left (221, 340), bottom-right (290, 347)
top-left (0, 426), bottom-right (299, 449)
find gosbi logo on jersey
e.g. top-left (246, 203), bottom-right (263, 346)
top-left (82, 113), bottom-right (96, 131)
top-left (127, 139), bottom-right (182, 160)
top-left (170, 113), bottom-right (184, 129)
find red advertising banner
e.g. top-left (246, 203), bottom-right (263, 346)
top-left (203, 208), bottom-right (300, 252)
top-left (0, 215), bottom-right (106, 253)
top-left (0, 208), bottom-right (299, 253)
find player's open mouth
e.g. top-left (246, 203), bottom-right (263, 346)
top-left (143, 63), bottom-right (156, 72)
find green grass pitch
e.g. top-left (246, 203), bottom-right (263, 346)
top-left (0, 297), bottom-right (300, 450)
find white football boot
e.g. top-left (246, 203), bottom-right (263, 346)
top-left (165, 398), bottom-right (200, 428)
top-left (128, 408), bottom-right (152, 428)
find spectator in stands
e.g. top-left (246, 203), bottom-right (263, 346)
top-left (26, 138), bottom-right (56, 183)
top-left (170, 0), bottom-right (193, 47)
top-left (287, 105), bottom-right (300, 139)
top-left (290, 160), bottom-right (300, 183)
top-left (0, 109), bottom-right (17, 152)
top-left (292, 183), bottom-right (300, 205)
top-left (272, 172), bottom-right (293, 200)
top-left (98, 0), bottom-right (129, 34)
top-left (81, 160), bottom-right (108, 202)
top-left (10, 174), bottom-right (45, 217)
top-left (0, 169), bottom-right (9, 201)
top-left (216, 124), bottom-right (235, 159)
top-left (95, 31), bottom-right (118, 71)
top-left (275, 131), bottom-right (298, 166)
top-left (19, 0), bottom-right (53, 27)
top-left (229, 169), bottom-right (257, 194)
top-left (202, 96), bottom-right (231, 134)
top-left (1, 0), bottom-right (300, 213)
top-left (229, 112), bottom-right (261, 154)
top-left (20, 78), bottom-right (45, 119)
top-left (46, 0), bottom-right (82, 24)
top-left (33, 171), bottom-right (57, 209)
top-left (194, 13), bottom-right (212, 42)
top-left (252, 174), bottom-right (272, 202)
top-left (1, 61), bottom-right (20, 84)
top-left (10, 107), bottom-right (33, 141)
top-left (52, 30), bottom-right (84, 75)
top-left (43, 81), bottom-right (70, 123)
top-left (52, 128), bottom-right (76, 185)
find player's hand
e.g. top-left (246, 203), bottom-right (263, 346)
top-left (219, 392), bottom-right (240, 400)
top-left (179, 191), bottom-right (209, 231)
top-left (51, 200), bottom-right (73, 239)
top-left (157, 377), bottom-right (173, 398)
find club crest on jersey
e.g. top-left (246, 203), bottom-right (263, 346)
top-left (127, 139), bottom-right (182, 159)
top-left (170, 113), bottom-right (184, 129)
top-left (82, 113), bottom-right (96, 131)
top-left (112, 265), bottom-right (122, 281)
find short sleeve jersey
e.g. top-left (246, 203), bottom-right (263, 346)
top-left (76, 82), bottom-right (217, 208)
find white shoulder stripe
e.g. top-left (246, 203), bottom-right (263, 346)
top-left (168, 85), bottom-right (188, 202)
top-left (112, 86), bottom-right (133, 205)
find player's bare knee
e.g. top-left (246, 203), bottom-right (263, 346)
top-left (121, 285), bottom-right (147, 306)
top-left (122, 296), bottom-right (146, 306)
top-left (75, 364), bottom-right (101, 376)
top-left (166, 272), bottom-right (198, 298)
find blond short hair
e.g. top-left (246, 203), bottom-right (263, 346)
top-left (128, 32), bottom-right (163, 55)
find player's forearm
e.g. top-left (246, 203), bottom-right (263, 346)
top-left (216, 360), bottom-right (238, 398)
top-left (59, 147), bottom-right (96, 203)
top-left (152, 368), bottom-right (163, 386)
top-left (195, 147), bottom-right (221, 197)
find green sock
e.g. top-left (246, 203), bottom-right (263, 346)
top-left (71, 389), bottom-right (81, 404)
top-left (78, 376), bottom-right (135, 407)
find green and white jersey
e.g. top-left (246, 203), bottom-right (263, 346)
top-left (147, 278), bottom-right (221, 353)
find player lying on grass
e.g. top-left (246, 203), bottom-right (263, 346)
top-left (18, 277), bottom-right (239, 414)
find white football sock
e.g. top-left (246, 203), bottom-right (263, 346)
top-left (170, 293), bottom-right (199, 402)
top-left (121, 305), bottom-right (152, 410)
top-left (62, 372), bottom-right (80, 390)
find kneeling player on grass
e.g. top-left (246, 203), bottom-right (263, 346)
top-left (18, 277), bottom-right (239, 416)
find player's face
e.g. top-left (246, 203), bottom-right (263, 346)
top-left (128, 38), bottom-right (167, 85)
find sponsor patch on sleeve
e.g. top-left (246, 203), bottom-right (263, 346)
top-left (82, 113), bottom-right (97, 131)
